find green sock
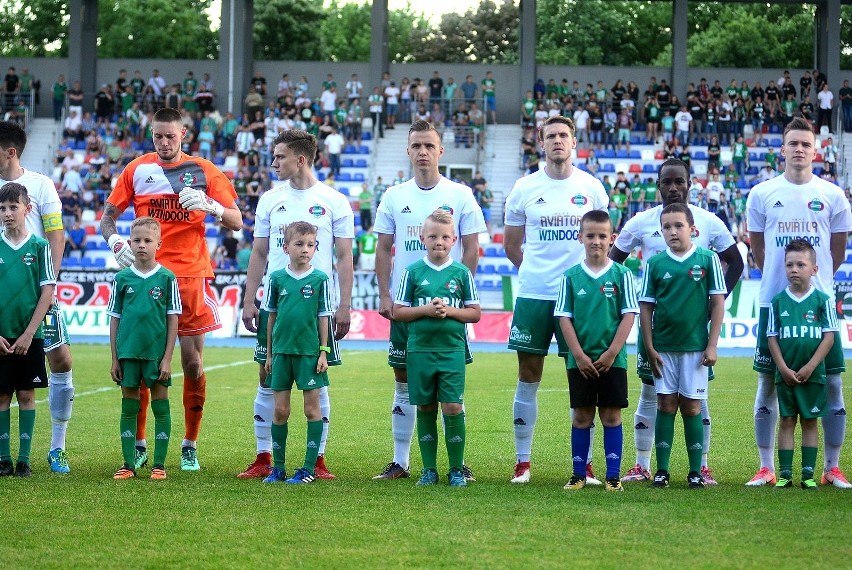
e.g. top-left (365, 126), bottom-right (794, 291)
top-left (151, 399), bottom-right (171, 467)
top-left (801, 446), bottom-right (818, 481)
top-left (655, 410), bottom-right (676, 472)
top-left (121, 398), bottom-right (140, 468)
top-left (416, 409), bottom-right (439, 470)
top-left (271, 422), bottom-right (288, 470)
top-left (683, 413), bottom-right (704, 474)
top-left (0, 409), bottom-right (10, 461)
top-left (443, 412), bottom-right (466, 471)
top-left (17, 409), bottom-right (35, 464)
top-left (778, 448), bottom-right (794, 480)
top-left (303, 420), bottom-right (323, 474)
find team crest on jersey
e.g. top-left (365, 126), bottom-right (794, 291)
top-left (803, 310), bottom-right (815, 324)
top-left (689, 265), bottom-right (705, 281)
top-left (571, 194), bottom-right (588, 206)
top-left (149, 287), bottom-right (163, 300)
top-left (300, 284), bottom-right (314, 298)
top-left (600, 281), bottom-right (617, 298)
top-left (446, 279), bottom-right (458, 294)
top-left (439, 204), bottom-right (454, 215)
top-left (21, 252), bottom-right (35, 266)
top-left (807, 199), bottom-right (825, 212)
top-left (309, 204), bottom-right (327, 217)
top-left (180, 172), bottom-right (197, 186)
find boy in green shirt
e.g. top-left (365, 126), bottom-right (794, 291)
top-left (263, 221), bottom-right (332, 484)
top-left (357, 224), bottom-right (378, 271)
top-left (108, 217), bottom-right (181, 480)
top-left (639, 203), bottom-right (726, 488)
top-left (393, 210), bottom-right (481, 487)
top-left (0, 182), bottom-right (56, 477)
top-left (556, 210), bottom-right (639, 492)
top-left (767, 239), bottom-right (837, 490)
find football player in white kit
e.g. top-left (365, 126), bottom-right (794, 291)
top-left (0, 121), bottom-right (75, 474)
top-left (240, 129), bottom-right (354, 480)
top-left (372, 120), bottom-right (485, 481)
top-left (610, 158), bottom-right (743, 485)
top-left (745, 117), bottom-right (852, 488)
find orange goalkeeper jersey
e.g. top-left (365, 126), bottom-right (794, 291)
top-left (108, 152), bottom-right (238, 278)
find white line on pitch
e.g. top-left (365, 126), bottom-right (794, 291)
top-left (12, 360), bottom-right (255, 408)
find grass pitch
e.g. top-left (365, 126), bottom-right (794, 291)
top-left (3, 344), bottom-right (851, 568)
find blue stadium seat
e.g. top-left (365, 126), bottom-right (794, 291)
top-left (316, 172), bottom-right (326, 181)
top-left (484, 246), bottom-right (498, 257)
top-left (341, 159), bottom-right (354, 168)
top-left (694, 151), bottom-right (707, 160)
top-left (601, 164), bottom-right (615, 172)
top-left (344, 145), bottom-right (357, 154)
top-left (616, 150), bottom-right (628, 159)
top-left (746, 166), bottom-right (758, 175)
top-left (479, 264), bottom-right (496, 275)
top-left (642, 164), bottom-right (656, 173)
top-left (92, 258), bottom-right (106, 268)
top-left (748, 153), bottom-right (759, 162)
top-left (74, 140), bottom-right (86, 150)
top-left (85, 241), bottom-right (99, 251)
top-left (355, 159), bottom-right (368, 168)
top-left (845, 253), bottom-right (852, 263)
top-left (338, 173), bottom-right (352, 181)
top-left (630, 136), bottom-right (641, 145)
top-left (353, 173), bottom-right (365, 182)
top-left (119, 211), bottom-right (134, 221)
top-left (737, 178), bottom-right (750, 189)
top-left (577, 163), bottom-right (588, 172)
top-left (814, 167), bottom-right (824, 176)
top-left (338, 186), bottom-right (350, 196)
top-left (602, 149), bottom-right (616, 159)
top-left (359, 146), bottom-right (370, 154)
top-left (497, 265), bottom-right (516, 275)
top-left (835, 270), bottom-right (849, 281)
top-left (80, 257), bottom-right (94, 268)
top-left (205, 228), bottom-right (218, 237)
top-left (628, 150), bottom-right (641, 159)
top-left (361, 132), bottom-right (372, 141)
top-left (213, 155), bottom-right (225, 166)
top-left (749, 268), bottom-right (762, 279)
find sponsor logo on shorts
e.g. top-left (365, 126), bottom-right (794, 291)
top-left (509, 325), bottom-right (532, 344)
top-left (389, 345), bottom-right (406, 359)
top-left (697, 388), bottom-right (705, 394)
top-left (754, 353), bottom-right (773, 365)
top-left (22, 252), bottom-right (35, 266)
top-left (0, 433), bottom-right (8, 440)
top-left (273, 442), bottom-right (281, 449)
top-left (20, 433), bottom-right (30, 440)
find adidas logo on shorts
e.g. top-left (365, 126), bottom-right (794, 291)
top-left (121, 430), bottom-right (134, 438)
top-left (811, 406), bottom-right (821, 414)
top-left (308, 379), bottom-right (316, 386)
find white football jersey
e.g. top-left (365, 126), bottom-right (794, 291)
top-left (747, 173), bottom-right (852, 305)
top-left (614, 203), bottom-right (736, 261)
top-left (0, 168), bottom-right (63, 238)
top-left (374, 176), bottom-right (486, 295)
top-left (254, 181), bottom-right (354, 297)
top-left (504, 167), bottom-right (608, 300)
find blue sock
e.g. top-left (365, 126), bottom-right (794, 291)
top-left (571, 426), bottom-right (591, 477)
top-left (603, 424), bottom-right (623, 480)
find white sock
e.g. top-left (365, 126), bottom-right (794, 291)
top-left (701, 398), bottom-right (711, 468)
top-left (182, 439), bottom-right (196, 449)
top-left (754, 373), bottom-right (778, 470)
top-left (319, 385), bottom-right (331, 455)
top-left (136, 439), bottom-right (147, 449)
top-left (48, 370), bottom-right (74, 450)
top-left (391, 381), bottom-right (416, 469)
top-left (254, 386), bottom-right (273, 454)
top-left (513, 380), bottom-right (539, 463)
top-left (822, 373), bottom-right (846, 472)
top-left (634, 383), bottom-right (657, 471)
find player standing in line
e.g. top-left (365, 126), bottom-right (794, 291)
top-left (101, 107), bottom-right (242, 472)
top-left (0, 121), bottom-right (75, 474)
top-left (610, 158), bottom-right (743, 485)
top-left (746, 117), bottom-right (852, 488)
top-left (556, 210), bottom-right (638, 492)
top-left (393, 210), bottom-right (481, 487)
top-left (262, 221), bottom-right (333, 485)
top-left (640, 203), bottom-right (727, 489)
top-left (108, 217), bottom-right (181, 481)
top-left (240, 129), bottom-right (353, 480)
top-left (0, 182), bottom-right (56, 477)
top-left (373, 120), bottom-right (485, 481)
top-left (505, 115), bottom-right (610, 484)
top-left (767, 239), bottom-right (837, 489)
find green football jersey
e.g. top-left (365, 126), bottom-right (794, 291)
top-left (639, 245), bottom-right (727, 352)
top-left (358, 232), bottom-right (378, 255)
top-left (265, 266), bottom-right (332, 356)
top-left (643, 184), bottom-right (658, 203)
top-left (732, 196), bottom-right (747, 215)
top-left (768, 287), bottom-right (837, 385)
top-left (107, 264), bottom-right (182, 361)
top-left (0, 233), bottom-right (55, 339)
top-left (394, 257), bottom-right (479, 353)
top-left (554, 260), bottom-right (639, 369)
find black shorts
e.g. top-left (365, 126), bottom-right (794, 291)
top-left (568, 367), bottom-right (629, 409)
top-left (0, 338), bottom-right (48, 393)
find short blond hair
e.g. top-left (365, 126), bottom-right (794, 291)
top-left (131, 216), bottom-right (161, 236)
top-left (284, 220), bottom-right (318, 243)
top-left (425, 209), bottom-right (454, 227)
